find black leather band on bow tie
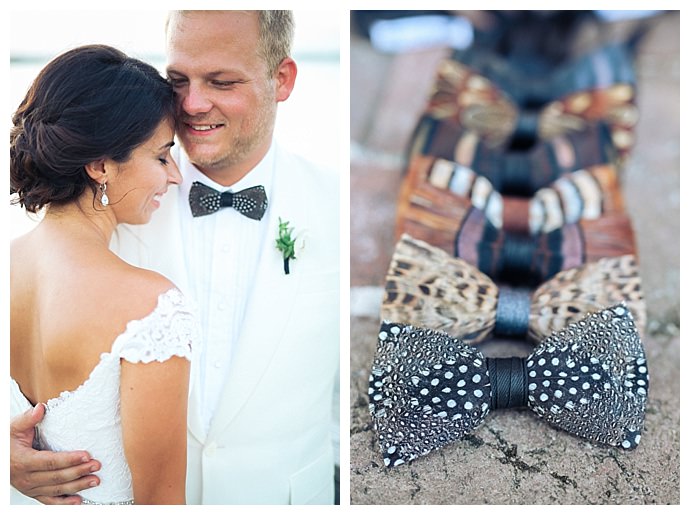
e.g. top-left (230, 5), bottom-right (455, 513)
top-left (495, 286), bottom-right (531, 337)
top-left (512, 110), bottom-right (540, 149)
top-left (476, 221), bottom-right (564, 285)
top-left (189, 181), bottom-right (268, 220)
top-left (498, 234), bottom-right (537, 280)
top-left (220, 190), bottom-right (235, 207)
top-left (499, 153), bottom-right (535, 195)
top-left (487, 357), bottom-right (528, 409)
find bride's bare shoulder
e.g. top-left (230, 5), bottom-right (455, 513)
top-left (103, 258), bottom-right (180, 325)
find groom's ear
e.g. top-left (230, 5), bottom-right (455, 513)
top-left (85, 159), bottom-right (108, 182)
top-left (274, 57), bottom-right (297, 103)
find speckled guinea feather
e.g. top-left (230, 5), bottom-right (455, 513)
top-left (369, 304), bottom-right (648, 467)
top-left (369, 323), bottom-right (491, 467)
top-left (525, 304), bottom-right (647, 450)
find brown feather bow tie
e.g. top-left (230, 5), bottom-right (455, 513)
top-left (397, 155), bottom-right (624, 236)
top-left (425, 59), bottom-right (638, 156)
top-left (382, 234), bottom-right (646, 345)
top-left (409, 116), bottom-right (618, 195)
top-left (455, 208), bottom-right (638, 285)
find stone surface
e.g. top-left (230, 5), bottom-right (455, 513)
top-left (351, 316), bottom-right (679, 504)
top-left (349, 11), bottom-right (680, 505)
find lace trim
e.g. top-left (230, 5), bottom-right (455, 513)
top-left (114, 287), bottom-right (196, 364)
top-left (42, 288), bottom-right (197, 413)
top-left (44, 354), bottom-right (115, 413)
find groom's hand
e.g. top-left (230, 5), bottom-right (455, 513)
top-left (10, 403), bottom-right (102, 505)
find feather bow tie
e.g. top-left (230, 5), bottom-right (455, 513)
top-left (188, 181), bottom-right (268, 220)
top-left (455, 208), bottom-right (638, 285)
top-left (448, 43), bottom-right (637, 106)
top-left (397, 155), bottom-right (624, 236)
top-left (410, 115), bottom-right (618, 195)
top-left (425, 45), bottom-right (638, 154)
top-left (382, 234), bottom-right (646, 345)
top-left (369, 304), bottom-right (648, 467)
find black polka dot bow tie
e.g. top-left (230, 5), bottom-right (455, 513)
top-left (188, 181), bottom-right (268, 220)
top-left (369, 304), bottom-right (648, 467)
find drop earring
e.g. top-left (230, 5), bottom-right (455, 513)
top-left (100, 182), bottom-right (109, 207)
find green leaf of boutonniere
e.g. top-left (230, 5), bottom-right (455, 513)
top-left (276, 217), bottom-right (302, 274)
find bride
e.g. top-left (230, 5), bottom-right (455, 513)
top-left (10, 44), bottom-right (198, 504)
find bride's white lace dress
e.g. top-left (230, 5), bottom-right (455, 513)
top-left (10, 288), bottom-right (198, 505)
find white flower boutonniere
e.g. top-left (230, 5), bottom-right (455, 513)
top-left (275, 218), bottom-right (306, 274)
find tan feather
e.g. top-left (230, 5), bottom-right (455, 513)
top-left (382, 235), bottom-right (646, 345)
top-left (529, 255), bottom-right (647, 340)
top-left (381, 234), bottom-right (498, 344)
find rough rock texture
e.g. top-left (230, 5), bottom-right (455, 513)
top-left (350, 11), bottom-right (679, 505)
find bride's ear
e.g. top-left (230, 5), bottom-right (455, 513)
top-left (85, 159), bottom-right (108, 183)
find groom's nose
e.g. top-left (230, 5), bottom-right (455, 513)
top-left (180, 82), bottom-right (213, 116)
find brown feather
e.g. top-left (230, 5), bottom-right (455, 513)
top-left (382, 235), bottom-right (647, 345)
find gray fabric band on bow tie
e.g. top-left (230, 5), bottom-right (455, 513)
top-left (189, 181), bottom-right (268, 220)
top-left (486, 357), bottom-right (528, 409)
top-left (495, 285), bottom-right (532, 337)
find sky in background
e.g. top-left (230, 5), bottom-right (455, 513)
top-left (9, 10), bottom-right (340, 167)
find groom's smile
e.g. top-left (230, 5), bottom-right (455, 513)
top-left (166, 11), bottom-right (286, 186)
top-left (182, 121), bottom-right (225, 137)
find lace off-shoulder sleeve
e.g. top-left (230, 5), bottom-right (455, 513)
top-left (111, 288), bottom-right (197, 364)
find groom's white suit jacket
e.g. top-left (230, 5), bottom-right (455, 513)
top-left (112, 144), bottom-right (339, 504)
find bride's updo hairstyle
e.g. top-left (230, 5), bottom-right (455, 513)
top-left (10, 44), bottom-right (175, 213)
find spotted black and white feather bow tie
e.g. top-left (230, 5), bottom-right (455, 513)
top-left (188, 181), bottom-right (268, 220)
top-left (369, 304), bottom-right (648, 467)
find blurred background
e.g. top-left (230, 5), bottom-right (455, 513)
top-left (350, 10), bottom-right (679, 505)
top-left (8, 9), bottom-right (340, 236)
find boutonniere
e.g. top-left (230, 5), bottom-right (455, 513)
top-left (275, 218), bottom-right (307, 274)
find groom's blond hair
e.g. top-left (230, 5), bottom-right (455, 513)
top-left (166, 10), bottom-right (294, 77)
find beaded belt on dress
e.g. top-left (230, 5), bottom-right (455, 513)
top-left (82, 498), bottom-right (134, 505)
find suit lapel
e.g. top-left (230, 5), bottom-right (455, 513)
top-left (207, 149), bottom-right (308, 441)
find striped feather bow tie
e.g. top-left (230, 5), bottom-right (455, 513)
top-left (369, 304), bottom-right (648, 467)
top-left (382, 234), bottom-right (646, 345)
top-left (399, 155), bottom-right (624, 235)
top-left (409, 116), bottom-right (617, 195)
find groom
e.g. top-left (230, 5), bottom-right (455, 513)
top-left (10, 10), bottom-right (339, 505)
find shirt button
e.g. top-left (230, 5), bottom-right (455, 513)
top-left (214, 361), bottom-right (222, 369)
top-left (222, 243), bottom-right (231, 253)
top-left (204, 442), bottom-right (217, 457)
top-left (217, 302), bottom-right (226, 311)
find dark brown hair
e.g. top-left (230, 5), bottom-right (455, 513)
top-left (10, 44), bottom-right (175, 213)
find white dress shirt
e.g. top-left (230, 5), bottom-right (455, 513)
top-left (177, 145), bottom-right (276, 435)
